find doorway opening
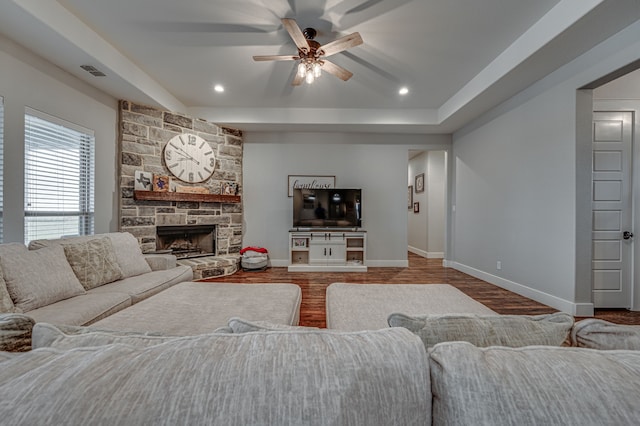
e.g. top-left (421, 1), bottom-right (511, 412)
top-left (408, 150), bottom-right (447, 260)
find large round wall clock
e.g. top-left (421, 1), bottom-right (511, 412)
top-left (163, 133), bottom-right (216, 183)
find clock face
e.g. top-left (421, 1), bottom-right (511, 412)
top-left (163, 134), bottom-right (216, 183)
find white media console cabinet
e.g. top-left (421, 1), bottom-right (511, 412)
top-left (288, 230), bottom-right (367, 272)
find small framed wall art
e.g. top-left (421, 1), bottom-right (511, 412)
top-left (415, 173), bottom-right (425, 193)
top-left (408, 185), bottom-right (413, 209)
top-left (413, 202), bottom-right (420, 213)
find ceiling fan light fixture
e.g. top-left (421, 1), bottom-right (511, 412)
top-left (313, 62), bottom-right (322, 78)
top-left (305, 69), bottom-right (315, 84)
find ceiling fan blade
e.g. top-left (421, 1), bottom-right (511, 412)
top-left (253, 55), bottom-right (299, 61)
top-left (281, 18), bottom-right (310, 52)
top-left (319, 32), bottom-right (363, 57)
top-left (292, 72), bottom-right (304, 86)
top-left (321, 60), bottom-right (353, 81)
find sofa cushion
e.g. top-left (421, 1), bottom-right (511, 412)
top-left (0, 328), bottom-right (430, 425)
top-left (572, 318), bottom-right (640, 350)
top-left (29, 232), bottom-right (152, 278)
top-left (0, 313), bottom-right (35, 352)
top-left (91, 282), bottom-right (301, 336)
top-left (87, 265), bottom-right (193, 303)
top-left (26, 292), bottom-right (132, 326)
top-left (227, 317), bottom-right (317, 333)
top-left (0, 245), bottom-right (86, 312)
top-left (32, 323), bottom-right (174, 350)
top-left (63, 237), bottom-right (124, 290)
top-left (429, 341), bottom-right (640, 425)
top-left (388, 312), bottom-right (574, 349)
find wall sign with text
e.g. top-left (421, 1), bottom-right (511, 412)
top-left (288, 175), bottom-right (335, 197)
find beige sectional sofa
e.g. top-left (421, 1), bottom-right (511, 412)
top-left (0, 317), bottom-right (639, 425)
top-left (0, 232), bottom-right (304, 351)
top-left (0, 232), bottom-right (193, 328)
top-left (0, 232), bottom-right (192, 351)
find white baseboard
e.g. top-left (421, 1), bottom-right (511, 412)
top-left (449, 261), bottom-right (594, 317)
top-left (408, 246), bottom-right (444, 259)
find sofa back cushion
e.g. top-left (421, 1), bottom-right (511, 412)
top-left (63, 237), bottom-right (123, 290)
top-left (0, 245), bottom-right (86, 312)
top-left (430, 341), bottom-right (640, 425)
top-left (2, 328), bottom-right (431, 425)
top-left (388, 312), bottom-right (573, 349)
top-left (572, 318), bottom-right (640, 350)
top-left (32, 323), bottom-right (173, 350)
top-left (29, 232), bottom-right (151, 278)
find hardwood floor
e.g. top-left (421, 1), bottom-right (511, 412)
top-left (202, 252), bottom-right (640, 327)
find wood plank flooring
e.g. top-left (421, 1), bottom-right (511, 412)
top-left (201, 252), bottom-right (640, 327)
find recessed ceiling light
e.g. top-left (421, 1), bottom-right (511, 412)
top-left (399, 87), bottom-right (409, 95)
top-left (214, 84), bottom-right (225, 93)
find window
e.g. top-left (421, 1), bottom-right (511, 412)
top-left (0, 97), bottom-right (4, 242)
top-left (24, 108), bottom-right (95, 243)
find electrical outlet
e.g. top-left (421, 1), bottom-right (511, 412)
top-left (496, 261), bottom-right (502, 270)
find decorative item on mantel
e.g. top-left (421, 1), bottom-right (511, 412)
top-left (153, 174), bottom-right (170, 192)
top-left (134, 171), bottom-right (153, 191)
top-left (175, 185), bottom-right (210, 194)
top-left (221, 182), bottom-right (238, 195)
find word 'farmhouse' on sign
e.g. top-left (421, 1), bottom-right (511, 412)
top-left (292, 179), bottom-right (333, 190)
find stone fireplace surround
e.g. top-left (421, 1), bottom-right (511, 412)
top-left (118, 100), bottom-right (243, 275)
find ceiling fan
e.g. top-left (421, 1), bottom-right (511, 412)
top-left (253, 18), bottom-right (363, 86)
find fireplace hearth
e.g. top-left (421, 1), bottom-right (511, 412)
top-left (156, 225), bottom-right (216, 259)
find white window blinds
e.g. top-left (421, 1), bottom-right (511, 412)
top-left (0, 97), bottom-right (3, 242)
top-left (24, 108), bottom-right (95, 243)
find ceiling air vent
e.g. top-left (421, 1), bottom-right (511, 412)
top-left (80, 65), bottom-right (106, 77)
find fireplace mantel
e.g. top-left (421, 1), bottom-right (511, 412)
top-left (134, 191), bottom-right (241, 203)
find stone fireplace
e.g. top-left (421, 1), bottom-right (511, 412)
top-left (117, 100), bottom-right (243, 266)
top-left (156, 225), bottom-right (216, 259)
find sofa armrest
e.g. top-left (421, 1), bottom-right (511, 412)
top-left (144, 254), bottom-right (177, 271)
top-left (0, 313), bottom-right (35, 352)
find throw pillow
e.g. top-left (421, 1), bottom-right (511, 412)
top-left (0, 267), bottom-right (21, 314)
top-left (0, 245), bottom-right (86, 312)
top-left (0, 313), bottom-right (35, 352)
top-left (0, 244), bottom-right (28, 313)
top-left (227, 317), bottom-right (317, 333)
top-left (32, 323), bottom-right (176, 350)
top-left (571, 318), bottom-right (640, 350)
top-left (103, 232), bottom-right (152, 278)
top-left (388, 312), bottom-right (574, 348)
top-left (63, 237), bottom-right (124, 290)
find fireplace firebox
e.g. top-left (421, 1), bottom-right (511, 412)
top-left (156, 225), bottom-right (216, 259)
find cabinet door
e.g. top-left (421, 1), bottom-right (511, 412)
top-left (325, 243), bottom-right (346, 265)
top-left (309, 244), bottom-right (327, 265)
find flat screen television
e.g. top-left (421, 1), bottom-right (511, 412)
top-left (293, 188), bottom-right (362, 229)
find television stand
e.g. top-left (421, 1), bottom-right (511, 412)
top-left (288, 229), bottom-right (367, 272)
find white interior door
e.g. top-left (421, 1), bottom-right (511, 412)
top-left (592, 111), bottom-right (634, 308)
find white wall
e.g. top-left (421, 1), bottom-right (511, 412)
top-left (0, 35), bottom-right (118, 243)
top-left (427, 151), bottom-right (446, 255)
top-left (450, 20), bottom-right (640, 315)
top-left (242, 132), bottom-right (451, 266)
top-left (408, 151), bottom-right (446, 258)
